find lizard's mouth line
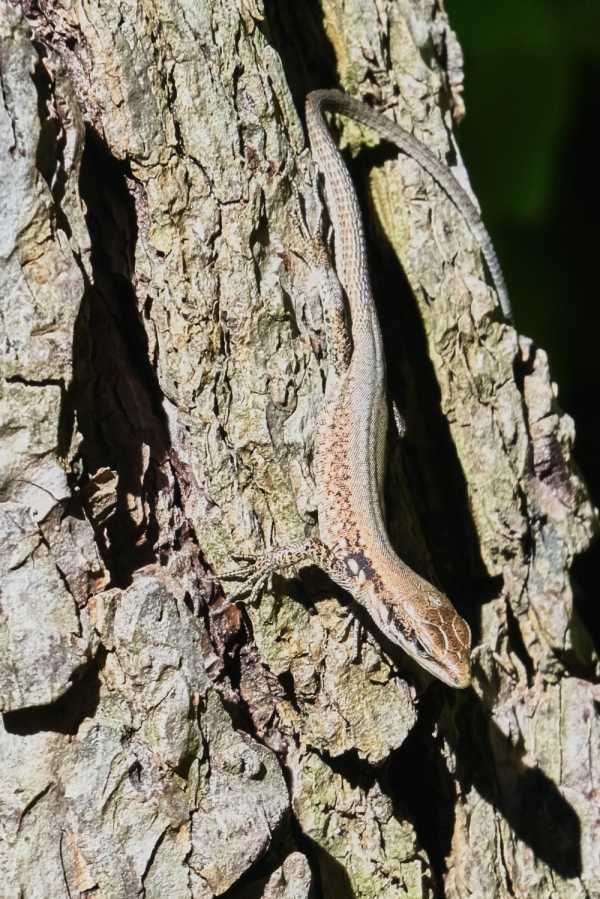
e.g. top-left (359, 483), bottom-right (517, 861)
top-left (368, 605), bottom-right (472, 689)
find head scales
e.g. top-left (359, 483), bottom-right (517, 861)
top-left (381, 584), bottom-right (472, 688)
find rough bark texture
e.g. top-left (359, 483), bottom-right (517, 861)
top-left (0, 0), bottom-right (598, 897)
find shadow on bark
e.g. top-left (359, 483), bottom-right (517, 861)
top-left (571, 538), bottom-right (600, 658)
top-left (391, 687), bottom-right (582, 884)
top-left (262, 0), bottom-right (340, 108)
top-left (2, 655), bottom-right (103, 736)
top-left (314, 848), bottom-right (357, 899)
top-left (458, 695), bottom-right (581, 879)
top-left (66, 127), bottom-right (171, 586)
top-left (387, 692), bottom-right (458, 896)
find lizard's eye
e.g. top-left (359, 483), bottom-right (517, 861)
top-left (413, 637), bottom-right (429, 658)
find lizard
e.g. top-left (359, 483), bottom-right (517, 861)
top-left (213, 89), bottom-right (512, 690)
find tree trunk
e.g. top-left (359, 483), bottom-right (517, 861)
top-left (1, 0), bottom-right (598, 897)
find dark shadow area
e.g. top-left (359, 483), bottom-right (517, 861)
top-left (571, 539), bottom-right (600, 658)
top-left (30, 41), bottom-right (64, 211)
top-left (388, 689), bottom-right (459, 896)
top-left (504, 599), bottom-right (535, 686)
top-left (67, 127), bottom-right (172, 586)
top-left (262, 0), bottom-right (340, 104)
top-left (313, 845), bottom-right (356, 899)
top-left (321, 746), bottom-right (378, 793)
top-left (549, 64), bottom-right (600, 655)
top-left (455, 694), bottom-right (581, 879)
top-left (3, 655), bottom-right (103, 736)
top-left (390, 686), bottom-right (582, 882)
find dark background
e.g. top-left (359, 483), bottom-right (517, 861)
top-left (449, 0), bottom-right (600, 638)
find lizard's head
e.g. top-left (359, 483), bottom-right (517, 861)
top-left (380, 586), bottom-right (472, 689)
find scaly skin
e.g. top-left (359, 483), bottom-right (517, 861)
top-left (217, 91), bottom-right (511, 689)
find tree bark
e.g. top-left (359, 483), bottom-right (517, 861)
top-left (1, 0), bottom-right (598, 897)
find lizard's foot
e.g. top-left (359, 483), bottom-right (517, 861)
top-left (210, 538), bottom-right (333, 616)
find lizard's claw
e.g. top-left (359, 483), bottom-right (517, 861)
top-left (209, 567), bottom-right (274, 617)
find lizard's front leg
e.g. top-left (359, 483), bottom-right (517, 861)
top-left (210, 538), bottom-right (352, 613)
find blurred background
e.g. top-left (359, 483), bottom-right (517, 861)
top-left (448, 0), bottom-right (600, 640)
